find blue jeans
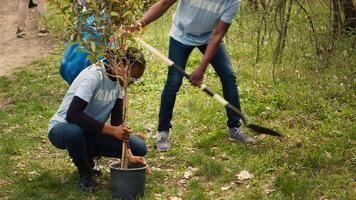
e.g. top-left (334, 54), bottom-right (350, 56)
top-left (158, 37), bottom-right (242, 131)
top-left (48, 122), bottom-right (147, 166)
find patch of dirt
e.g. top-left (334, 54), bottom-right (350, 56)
top-left (0, 178), bottom-right (11, 186)
top-left (0, 0), bottom-right (53, 76)
top-left (0, 95), bottom-right (11, 109)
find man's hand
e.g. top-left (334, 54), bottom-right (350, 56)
top-left (112, 125), bottom-right (131, 142)
top-left (189, 68), bottom-right (205, 86)
top-left (128, 155), bottom-right (146, 165)
top-left (118, 21), bottom-right (144, 37)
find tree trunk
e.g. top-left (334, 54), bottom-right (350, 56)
top-left (343, 0), bottom-right (356, 33)
top-left (332, 0), bottom-right (343, 37)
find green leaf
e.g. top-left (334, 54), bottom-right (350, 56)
top-left (91, 42), bottom-right (96, 53)
top-left (110, 11), bottom-right (119, 16)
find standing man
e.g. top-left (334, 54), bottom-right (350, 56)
top-left (17, 0), bottom-right (49, 38)
top-left (130, 0), bottom-right (255, 151)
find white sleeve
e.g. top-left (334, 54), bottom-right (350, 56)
top-left (74, 72), bottom-right (100, 103)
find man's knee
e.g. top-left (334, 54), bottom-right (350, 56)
top-left (220, 72), bottom-right (237, 86)
top-left (129, 135), bottom-right (147, 156)
top-left (48, 123), bottom-right (82, 149)
top-left (164, 76), bottom-right (183, 94)
top-left (64, 124), bottom-right (84, 142)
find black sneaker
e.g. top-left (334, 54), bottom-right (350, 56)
top-left (89, 157), bottom-right (102, 176)
top-left (75, 160), bottom-right (94, 192)
top-left (16, 28), bottom-right (26, 38)
top-left (78, 174), bottom-right (93, 192)
top-left (29, 0), bottom-right (37, 9)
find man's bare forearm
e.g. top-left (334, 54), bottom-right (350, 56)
top-left (141, 0), bottom-right (177, 26)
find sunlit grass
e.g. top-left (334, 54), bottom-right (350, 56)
top-left (0, 2), bottom-right (355, 200)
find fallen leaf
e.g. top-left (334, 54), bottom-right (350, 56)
top-left (236, 170), bottom-right (254, 180)
top-left (169, 197), bottom-right (182, 200)
top-left (0, 178), bottom-right (10, 186)
top-left (264, 188), bottom-right (275, 194)
top-left (28, 171), bottom-right (38, 175)
top-left (151, 167), bottom-right (163, 172)
top-left (154, 193), bottom-right (163, 200)
top-left (178, 179), bottom-right (187, 184)
top-left (221, 185), bottom-right (231, 191)
top-left (258, 134), bottom-right (268, 140)
top-left (183, 170), bottom-right (192, 179)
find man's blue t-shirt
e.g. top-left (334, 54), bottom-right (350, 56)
top-left (48, 62), bottom-right (123, 133)
top-left (170, 0), bottom-right (241, 46)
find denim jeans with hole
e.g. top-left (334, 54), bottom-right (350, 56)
top-left (158, 37), bottom-right (242, 131)
top-left (48, 122), bottom-right (147, 164)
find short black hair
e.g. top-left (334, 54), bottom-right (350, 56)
top-left (126, 47), bottom-right (146, 68)
top-left (105, 47), bottom-right (146, 69)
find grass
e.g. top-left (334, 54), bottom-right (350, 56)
top-left (0, 3), bottom-right (355, 200)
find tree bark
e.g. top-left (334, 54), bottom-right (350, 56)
top-left (332, 0), bottom-right (343, 37)
top-left (343, 0), bottom-right (356, 33)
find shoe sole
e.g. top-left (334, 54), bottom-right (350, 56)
top-left (155, 143), bottom-right (171, 152)
top-left (228, 137), bottom-right (255, 144)
top-left (38, 33), bottom-right (49, 37)
top-left (156, 148), bottom-right (170, 152)
top-left (16, 33), bottom-right (26, 38)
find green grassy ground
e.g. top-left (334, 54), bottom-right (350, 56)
top-left (0, 4), bottom-right (355, 200)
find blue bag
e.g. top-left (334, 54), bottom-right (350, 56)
top-left (60, 43), bottom-right (91, 85)
top-left (60, 15), bottom-right (109, 84)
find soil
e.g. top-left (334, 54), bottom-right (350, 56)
top-left (0, 0), bottom-right (53, 76)
top-left (0, 0), bottom-right (54, 108)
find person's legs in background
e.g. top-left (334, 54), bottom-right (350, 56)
top-left (29, 0), bottom-right (37, 9)
top-left (16, 0), bottom-right (49, 38)
top-left (36, 0), bottom-right (50, 36)
top-left (17, 0), bottom-right (30, 38)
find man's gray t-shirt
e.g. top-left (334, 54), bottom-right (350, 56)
top-left (48, 62), bottom-right (123, 133)
top-left (170, 0), bottom-right (241, 46)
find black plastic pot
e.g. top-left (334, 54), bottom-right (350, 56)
top-left (110, 162), bottom-right (147, 200)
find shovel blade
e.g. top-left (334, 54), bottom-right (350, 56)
top-left (247, 124), bottom-right (282, 137)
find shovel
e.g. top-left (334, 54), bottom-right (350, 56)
top-left (135, 37), bottom-right (282, 137)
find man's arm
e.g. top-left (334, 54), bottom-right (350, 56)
top-left (110, 98), bottom-right (123, 126)
top-left (66, 96), bottom-right (130, 142)
top-left (66, 96), bottom-right (105, 133)
top-left (140, 0), bottom-right (177, 27)
top-left (189, 20), bottom-right (231, 86)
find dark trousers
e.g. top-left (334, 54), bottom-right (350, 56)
top-left (158, 37), bottom-right (242, 131)
top-left (48, 122), bottom-right (147, 168)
